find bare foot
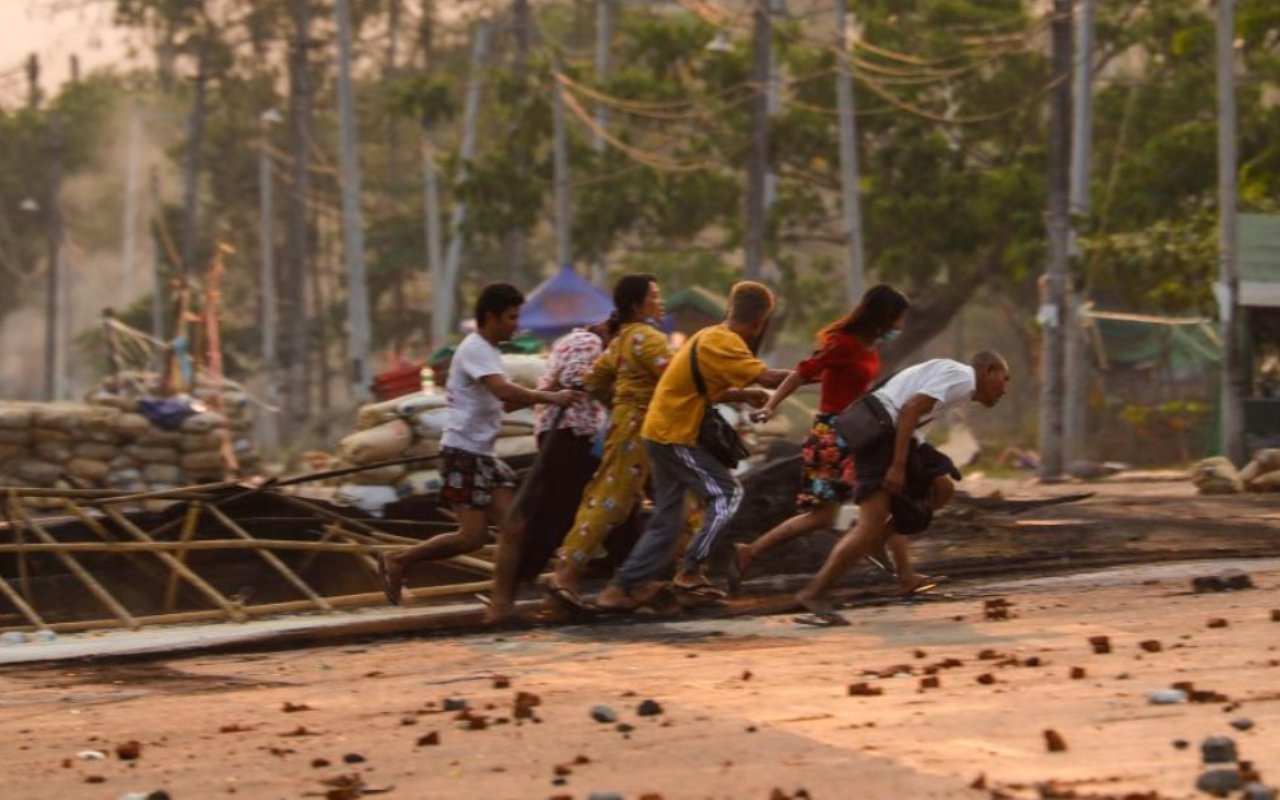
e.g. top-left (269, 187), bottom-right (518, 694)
top-left (795, 589), bottom-right (836, 615)
top-left (482, 604), bottom-right (525, 626)
top-left (595, 581), bottom-right (667, 612)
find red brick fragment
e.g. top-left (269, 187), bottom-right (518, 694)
top-left (1044, 729), bottom-right (1068, 752)
top-left (1207, 618), bottom-right (1229, 629)
top-left (416, 732), bottom-right (440, 746)
top-left (920, 676), bottom-right (940, 690)
top-left (976, 673), bottom-right (996, 685)
top-left (847, 682), bottom-right (884, 697)
top-left (1088, 635), bottom-right (1111, 654)
top-left (1070, 667), bottom-right (1086, 680)
top-left (1139, 640), bottom-right (1163, 653)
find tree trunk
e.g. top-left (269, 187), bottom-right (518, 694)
top-left (286, 0), bottom-right (313, 441)
top-left (180, 34), bottom-right (210, 276)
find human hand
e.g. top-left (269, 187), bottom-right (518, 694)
top-left (883, 463), bottom-right (906, 495)
top-left (749, 405), bottom-right (776, 423)
top-left (552, 389), bottom-right (586, 408)
top-left (741, 388), bottom-right (771, 409)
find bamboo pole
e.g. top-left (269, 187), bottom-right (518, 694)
top-left (205, 504), bottom-right (331, 611)
top-left (0, 539), bottom-right (402, 554)
top-left (5, 494), bottom-right (34, 602)
top-left (61, 499), bottom-right (178, 586)
top-left (12, 502), bottom-right (141, 630)
top-left (164, 502), bottom-right (203, 612)
top-left (0, 573), bottom-right (48, 631)
top-left (103, 506), bottom-right (248, 622)
top-left (7, 482), bottom-right (234, 501)
top-left (270, 491), bottom-right (494, 574)
top-left (0, 578), bottom-right (495, 634)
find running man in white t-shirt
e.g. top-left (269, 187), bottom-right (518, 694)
top-left (794, 350), bottom-right (1010, 625)
top-left (378, 283), bottom-right (585, 623)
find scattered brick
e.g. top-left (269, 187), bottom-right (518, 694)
top-left (1089, 635), bottom-right (1112, 654)
top-left (492, 675), bottom-right (511, 689)
top-left (282, 701), bottom-right (312, 713)
top-left (416, 732), bottom-right (440, 747)
top-left (976, 674), bottom-right (996, 685)
top-left (1139, 640), bottom-right (1163, 653)
top-left (115, 740), bottom-right (142, 761)
top-left (1044, 729), bottom-right (1068, 753)
top-left (1208, 618), bottom-right (1230, 629)
top-left (847, 682), bottom-right (884, 697)
top-left (920, 676), bottom-right (940, 690)
top-left (1070, 666), bottom-right (1086, 680)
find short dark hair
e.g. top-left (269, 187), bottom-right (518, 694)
top-left (971, 349), bottom-right (1009, 374)
top-left (474, 283), bottom-right (525, 327)
top-left (727, 281), bottom-right (775, 324)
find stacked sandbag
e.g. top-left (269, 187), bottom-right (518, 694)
top-left (1192, 456), bottom-right (1245, 495)
top-left (333, 354), bottom-right (547, 512)
top-left (1237, 449), bottom-right (1280, 492)
top-left (0, 389), bottom-right (255, 496)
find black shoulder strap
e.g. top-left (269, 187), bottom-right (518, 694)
top-left (689, 333), bottom-right (709, 398)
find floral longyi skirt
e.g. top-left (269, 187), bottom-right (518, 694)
top-left (795, 412), bottom-right (856, 511)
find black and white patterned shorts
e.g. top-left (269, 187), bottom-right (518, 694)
top-left (440, 446), bottom-right (517, 510)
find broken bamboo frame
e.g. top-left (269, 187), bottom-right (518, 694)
top-left (0, 579), bottom-right (495, 635)
top-left (164, 502), bottom-right (204, 613)
top-left (11, 501), bottom-right (140, 631)
top-left (102, 506), bottom-right (248, 623)
top-left (205, 504), bottom-right (331, 612)
top-left (269, 491), bottom-right (494, 575)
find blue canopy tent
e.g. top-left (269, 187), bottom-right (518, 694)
top-left (517, 265), bottom-right (614, 340)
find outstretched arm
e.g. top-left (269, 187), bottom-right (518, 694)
top-left (480, 374), bottom-right (584, 410)
top-left (884, 394), bottom-right (937, 494)
top-left (750, 370), bottom-right (812, 421)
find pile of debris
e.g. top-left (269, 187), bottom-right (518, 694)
top-left (0, 376), bottom-right (259, 504)
top-left (1192, 450), bottom-right (1280, 494)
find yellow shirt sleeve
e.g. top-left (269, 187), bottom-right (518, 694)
top-left (697, 326), bottom-right (768, 391)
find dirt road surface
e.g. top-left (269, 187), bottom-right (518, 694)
top-left (3, 554), bottom-right (1278, 800)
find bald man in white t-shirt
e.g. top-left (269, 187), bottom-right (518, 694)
top-left (795, 350), bottom-right (1011, 625)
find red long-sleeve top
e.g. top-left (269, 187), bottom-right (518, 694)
top-left (795, 331), bottom-right (881, 414)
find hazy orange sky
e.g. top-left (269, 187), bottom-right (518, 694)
top-left (0, 0), bottom-right (134, 105)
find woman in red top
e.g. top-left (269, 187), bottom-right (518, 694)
top-left (734, 285), bottom-right (932, 593)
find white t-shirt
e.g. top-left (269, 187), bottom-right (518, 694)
top-left (441, 333), bottom-right (507, 455)
top-left (872, 359), bottom-right (976, 440)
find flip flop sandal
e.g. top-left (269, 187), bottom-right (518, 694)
top-left (377, 552), bottom-right (403, 606)
top-left (544, 583), bottom-right (595, 615)
top-left (903, 575), bottom-right (948, 597)
top-left (793, 609), bottom-right (851, 627)
top-left (593, 583), bottom-right (668, 614)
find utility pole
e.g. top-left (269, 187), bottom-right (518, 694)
top-left (180, 34), bottom-right (210, 276)
top-left (1217, 0), bottom-right (1243, 463)
top-left (438, 20), bottom-right (491, 346)
top-left (744, 0), bottom-right (771, 282)
top-left (593, 0), bottom-right (613, 153)
top-left (422, 129), bottom-right (444, 342)
top-left (1038, 0), bottom-right (1073, 482)
top-left (833, 0), bottom-right (866, 304)
top-left (258, 109), bottom-right (281, 458)
top-left (506, 0), bottom-right (531, 282)
top-left (334, 0), bottom-right (373, 401)
top-left (149, 168), bottom-right (165, 344)
top-left (25, 53), bottom-right (40, 110)
top-left (122, 103), bottom-right (143, 302)
top-left (45, 112), bottom-right (64, 401)
top-left (286, 0), bottom-right (313, 435)
top-left (588, 0), bottom-right (614, 285)
top-left (1064, 0), bottom-right (1094, 462)
top-left (552, 74), bottom-right (571, 269)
